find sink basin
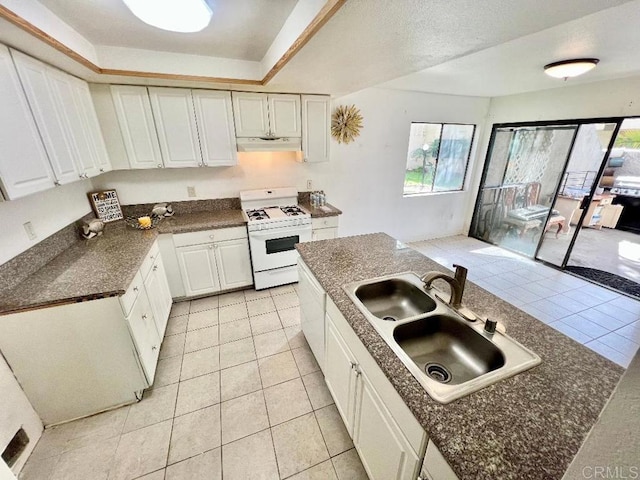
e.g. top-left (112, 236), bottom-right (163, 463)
top-left (354, 278), bottom-right (436, 322)
top-left (393, 315), bottom-right (505, 385)
top-left (343, 273), bottom-right (541, 403)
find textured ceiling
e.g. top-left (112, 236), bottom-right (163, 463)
top-left (268, 0), bottom-right (636, 95)
top-left (36, 0), bottom-right (298, 61)
top-left (380, 0), bottom-right (640, 97)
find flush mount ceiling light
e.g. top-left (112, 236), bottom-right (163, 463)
top-left (544, 58), bottom-right (599, 79)
top-left (122, 0), bottom-right (212, 33)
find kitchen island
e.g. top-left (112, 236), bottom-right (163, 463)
top-left (296, 233), bottom-right (623, 480)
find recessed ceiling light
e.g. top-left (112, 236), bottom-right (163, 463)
top-left (544, 58), bottom-right (599, 79)
top-left (122, 0), bottom-right (212, 33)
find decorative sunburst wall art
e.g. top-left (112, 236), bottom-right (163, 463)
top-left (331, 104), bottom-right (363, 144)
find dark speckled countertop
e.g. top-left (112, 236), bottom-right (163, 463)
top-left (0, 210), bottom-right (247, 315)
top-left (0, 222), bottom-right (159, 315)
top-left (0, 201), bottom-right (342, 316)
top-left (296, 233), bottom-right (623, 480)
top-left (299, 202), bottom-right (342, 218)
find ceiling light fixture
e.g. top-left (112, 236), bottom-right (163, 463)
top-left (544, 58), bottom-right (599, 79)
top-left (122, 0), bottom-right (212, 33)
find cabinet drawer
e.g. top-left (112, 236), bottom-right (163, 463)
top-left (312, 216), bottom-right (339, 229)
top-left (140, 241), bottom-right (160, 279)
top-left (119, 270), bottom-right (144, 316)
top-left (173, 226), bottom-right (247, 247)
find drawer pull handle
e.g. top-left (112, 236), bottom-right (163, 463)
top-left (152, 345), bottom-right (157, 351)
top-left (142, 314), bottom-right (147, 320)
top-left (153, 265), bottom-right (158, 271)
top-left (133, 287), bottom-right (139, 292)
top-left (209, 235), bottom-right (214, 239)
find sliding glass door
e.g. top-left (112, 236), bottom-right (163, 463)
top-left (470, 125), bottom-right (577, 257)
top-left (536, 123), bottom-right (617, 267)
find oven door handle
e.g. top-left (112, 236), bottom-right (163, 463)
top-left (249, 225), bottom-right (312, 238)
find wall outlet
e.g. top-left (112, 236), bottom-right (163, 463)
top-left (306, 180), bottom-right (313, 190)
top-left (187, 186), bottom-right (196, 197)
top-left (23, 222), bottom-right (37, 240)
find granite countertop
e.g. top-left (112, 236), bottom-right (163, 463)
top-left (0, 197), bottom-right (343, 315)
top-left (0, 222), bottom-right (158, 315)
top-left (0, 209), bottom-right (248, 315)
top-left (299, 202), bottom-right (342, 218)
top-left (156, 209), bottom-right (246, 234)
top-left (296, 233), bottom-right (623, 480)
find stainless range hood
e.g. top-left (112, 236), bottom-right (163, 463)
top-left (236, 137), bottom-right (302, 152)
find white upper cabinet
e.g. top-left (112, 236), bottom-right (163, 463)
top-left (11, 50), bottom-right (80, 185)
top-left (49, 70), bottom-right (101, 179)
top-left (0, 45), bottom-right (55, 199)
top-left (232, 92), bottom-right (302, 138)
top-left (111, 85), bottom-right (163, 169)
top-left (232, 92), bottom-right (270, 137)
top-left (148, 87), bottom-right (202, 168)
top-left (301, 95), bottom-right (330, 163)
top-left (76, 81), bottom-right (112, 174)
top-left (269, 94), bottom-right (301, 137)
top-left (192, 90), bottom-right (237, 166)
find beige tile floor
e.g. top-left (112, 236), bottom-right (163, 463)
top-left (410, 235), bottom-right (640, 368)
top-left (19, 285), bottom-right (369, 480)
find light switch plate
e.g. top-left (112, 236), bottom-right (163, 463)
top-left (187, 186), bottom-right (196, 197)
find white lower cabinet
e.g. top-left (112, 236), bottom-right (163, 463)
top-left (174, 226), bottom-right (252, 298)
top-left (325, 319), bottom-right (358, 433)
top-left (143, 252), bottom-right (172, 339)
top-left (176, 243), bottom-right (221, 297)
top-left (125, 285), bottom-right (161, 385)
top-left (324, 299), bottom-right (426, 480)
top-left (0, 241), bottom-right (171, 425)
top-left (354, 370), bottom-right (420, 480)
top-left (311, 216), bottom-right (339, 241)
top-left (214, 239), bottom-right (253, 290)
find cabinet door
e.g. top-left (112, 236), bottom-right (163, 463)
top-left (0, 45), bottom-right (55, 199)
top-left (11, 50), bottom-right (80, 184)
top-left (192, 90), bottom-right (237, 166)
top-left (354, 369), bottom-right (420, 480)
top-left (325, 315), bottom-right (358, 435)
top-left (214, 238), bottom-right (253, 290)
top-left (301, 95), bottom-right (330, 162)
top-left (148, 87), bottom-right (202, 168)
top-left (57, 73), bottom-right (101, 178)
top-left (268, 94), bottom-right (301, 138)
top-left (176, 244), bottom-right (221, 297)
top-left (312, 227), bottom-right (337, 241)
top-left (111, 85), bottom-right (163, 169)
top-left (144, 255), bottom-right (173, 339)
top-left (127, 289), bottom-right (161, 386)
top-left (76, 80), bottom-right (111, 174)
top-left (232, 92), bottom-right (269, 137)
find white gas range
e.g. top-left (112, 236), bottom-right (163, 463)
top-left (240, 187), bottom-right (312, 289)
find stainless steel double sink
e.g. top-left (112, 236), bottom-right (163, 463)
top-left (343, 272), bottom-right (541, 403)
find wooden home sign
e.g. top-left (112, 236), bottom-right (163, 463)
top-left (88, 190), bottom-right (123, 223)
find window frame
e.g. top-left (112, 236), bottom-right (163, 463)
top-left (402, 122), bottom-right (476, 196)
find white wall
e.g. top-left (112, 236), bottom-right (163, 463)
top-left (94, 87), bottom-right (490, 242)
top-left (0, 354), bottom-right (42, 474)
top-left (92, 152), bottom-right (331, 204)
top-left (0, 180), bottom-right (93, 265)
top-left (328, 88), bottom-right (490, 241)
top-left (465, 75), bottom-right (640, 231)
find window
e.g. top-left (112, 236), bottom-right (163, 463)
top-left (403, 122), bottom-right (475, 195)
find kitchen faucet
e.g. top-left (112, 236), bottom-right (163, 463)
top-left (421, 264), bottom-right (468, 309)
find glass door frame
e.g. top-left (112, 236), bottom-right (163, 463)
top-left (470, 116), bottom-right (628, 271)
top-left (533, 121), bottom-right (623, 268)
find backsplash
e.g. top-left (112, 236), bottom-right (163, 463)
top-left (121, 197), bottom-right (241, 217)
top-left (0, 215), bottom-right (91, 291)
